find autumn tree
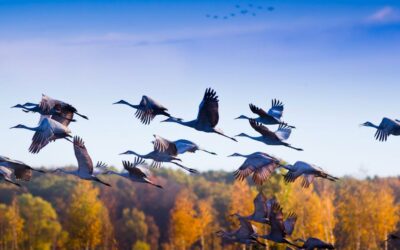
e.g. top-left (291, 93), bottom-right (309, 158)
top-left (169, 188), bottom-right (201, 250)
top-left (116, 208), bottom-right (148, 249)
top-left (0, 201), bottom-right (24, 250)
top-left (335, 179), bottom-right (399, 250)
top-left (17, 193), bottom-right (62, 250)
top-left (65, 182), bottom-right (113, 250)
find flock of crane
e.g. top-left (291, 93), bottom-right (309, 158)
top-left (1, 88), bottom-right (400, 249)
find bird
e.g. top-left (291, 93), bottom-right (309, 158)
top-left (0, 156), bottom-right (45, 181)
top-left (161, 88), bottom-right (237, 141)
top-left (230, 191), bottom-right (274, 224)
top-left (120, 137), bottom-right (199, 174)
top-left (216, 217), bottom-right (266, 247)
top-left (258, 202), bottom-right (300, 247)
top-left (12, 94), bottom-right (88, 123)
top-left (98, 157), bottom-right (162, 189)
top-left (229, 152), bottom-right (282, 185)
top-left (152, 134), bottom-right (217, 156)
top-left (361, 118), bottom-right (400, 141)
top-left (236, 99), bottom-right (295, 128)
top-left (0, 166), bottom-right (20, 187)
top-left (283, 161), bottom-right (338, 188)
top-left (295, 237), bottom-right (335, 249)
top-left (236, 119), bottom-right (302, 151)
top-left (10, 116), bottom-right (72, 154)
top-left (113, 95), bottom-right (171, 125)
top-left (52, 136), bottom-right (111, 187)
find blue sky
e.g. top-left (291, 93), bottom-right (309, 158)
top-left (1, 0), bottom-right (400, 176)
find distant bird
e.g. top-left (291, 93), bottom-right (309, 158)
top-left (259, 202), bottom-right (299, 247)
top-left (11, 116), bottom-right (72, 154)
top-left (361, 118), bottom-right (400, 141)
top-left (113, 95), bottom-right (171, 125)
top-left (0, 166), bottom-right (20, 187)
top-left (153, 134), bottom-right (217, 156)
top-left (162, 88), bottom-right (237, 141)
top-left (295, 237), bottom-right (335, 250)
top-left (216, 217), bottom-right (265, 246)
top-left (12, 94), bottom-right (88, 124)
top-left (268, 6), bottom-right (275, 11)
top-left (0, 156), bottom-right (45, 181)
top-left (52, 136), bottom-right (111, 186)
top-left (120, 137), bottom-right (199, 174)
top-left (283, 161), bottom-right (338, 188)
top-left (236, 99), bottom-right (295, 128)
top-left (236, 120), bottom-right (302, 151)
top-left (230, 13), bottom-right (236, 17)
top-left (231, 191), bottom-right (276, 224)
top-left (100, 158), bottom-right (162, 189)
top-left (229, 152), bottom-right (282, 185)
top-left (240, 10), bottom-right (248, 15)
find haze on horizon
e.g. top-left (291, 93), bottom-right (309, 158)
top-left (1, 0), bottom-right (400, 177)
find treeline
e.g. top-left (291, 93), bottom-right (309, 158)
top-left (0, 168), bottom-right (399, 250)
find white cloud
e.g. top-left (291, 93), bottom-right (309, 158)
top-left (367, 6), bottom-right (400, 23)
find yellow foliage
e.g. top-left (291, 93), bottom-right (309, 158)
top-left (65, 181), bottom-right (112, 250)
top-left (336, 180), bottom-right (399, 250)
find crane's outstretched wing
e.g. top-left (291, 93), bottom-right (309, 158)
top-left (252, 191), bottom-right (268, 219)
top-left (253, 162), bottom-right (280, 185)
top-left (283, 212), bottom-right (297, 236)
top-left (73, 136), bottom-right (94, 175)
top-left (197, 88), bottom-right (219, 128)
top-left (174, 140), bottom-right (198, 154)
top-left (29, 118), bottom-right (54, 154)
top-left (249, 119), bottom-right (279, 139)
top-left (375, 118), bottom-right (398, 141)
top-left (123, 159), bottom-right (148, 178)
top-left (269, 202), bottom-right (286, 238)
top-left (274, 123), bottom-right (292, 141)
top-left (51, 103), bottom-right (76, 126)
top-left (153, 135), bottom-right (178, 156)
top-left (249, 104), bottom-right (269, 118)
top-left (267, 99), bottom-right (284, 119)
top-left (0, 166), bottom-right (20, 186)
top-left (234, 163), bottom-right (255, 181)
top-left (236, 218), bottom-right (256, 238)
top-left (301, 174), bottom-right (315, 188)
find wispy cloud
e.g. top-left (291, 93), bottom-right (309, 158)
top-left (367, 6), bottom-right (400, 24)
top-left (64, 24), bottom-right (270, 47)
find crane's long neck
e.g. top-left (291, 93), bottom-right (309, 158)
top-left (368, 122), bottom-right (380, 129)
top-left (14, 124), bottom-right (39, 131)
top-left (125, 151), bottom-right (146, 158)
top-left (122, 100), bottom-right (140, 110)
top-left (239, 133), bottom-right (259, 141)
